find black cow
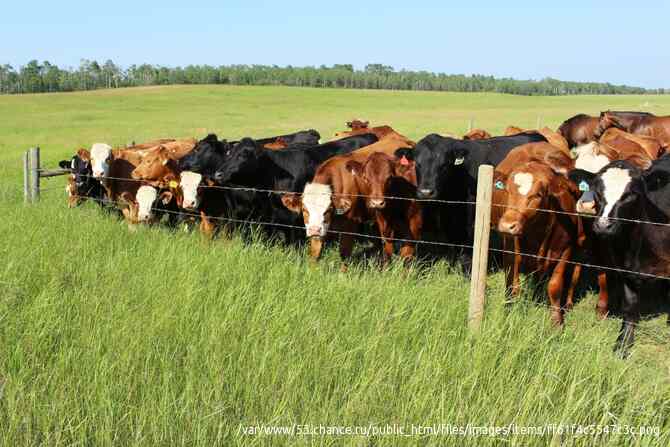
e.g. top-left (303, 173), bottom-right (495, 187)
top-left (395, 133), bottom-right (546, 268)
top-left (251, 129), bottom-right (321, 147)
top-left (570, 156), bottom-right (670, 356)
top-left (211, 133), bottom-right (378, 240)
top-left (213, 133), bottom-right (378, 191)
top-left (178, 134), bottom-right (232, 176)
top-left (58, 150), bottom-right (105, 207)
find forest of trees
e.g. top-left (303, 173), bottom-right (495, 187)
top-left (0, 59), bottom-right (665, 96)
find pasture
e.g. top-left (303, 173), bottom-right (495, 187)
top-left (1, 85), bottom-right (670, 446)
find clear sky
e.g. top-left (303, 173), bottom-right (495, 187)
top-left (1, 1), bottom-right (668, 88)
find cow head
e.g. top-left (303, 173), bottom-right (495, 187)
top-left (131, 146), bottom-right (177, 181)
top-left (180, 171), bottom-right (203, 210)
top-left (345, 152), bottom-right (400, 209)
top-left (594, 110), bottom-right (616, 139)
top-left (59, 149), bottom-right (99, 207)
top-left (178, 134), bottom-right (230, 177)
top-left (213, 138), bottom-right (262, 184)
top-left (90, 143), bottom-right (113, 179)
top-left (135, 185), bottom-right (174, 223)
top-left (570, 161), bottom-right (643, 237)
top-left (413, 135), bottom-right (467, 199)
top-left (497, 162), bottom-right (576, 236)
top-left (282, 183), bottom-right (334, 239)
top-left (463, 129), bottom-right (492, 140)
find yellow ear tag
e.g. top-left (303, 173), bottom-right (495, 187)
top-left (168, 180), bottom-right (179, 189)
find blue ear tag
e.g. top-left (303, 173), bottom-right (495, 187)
top-left (578, 181), bottom-right (590, 192)
top-left (495, 180), bottom-right (505, 190)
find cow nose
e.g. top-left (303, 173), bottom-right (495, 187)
top-left (498, 220), bottom-right (520, 235)
top-left (577, 200), bottom-right (596, 215)
top-left (306, 225), bottom-right (322, 237)
top-left (213, 171), bottom-right (226, 183)
top-left (369, 199), bottom-right (385, 208)
top-left (417, 189), bottom-right (434, 198)
top-left (93, 170), bottom-right (103, 178)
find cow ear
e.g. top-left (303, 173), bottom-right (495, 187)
top-left (567, 169), bottom-right (595, 192)
top-left (394, 148), bottom-right (414, 162)
top-left (451, 144), bottom-right (468, 165)
top-left (159, 191), bottom-right (174, 205)
top-left (281, 193), bottom-right (302, 213)
top-left (345, 160), bottom-right (363, 176)
top-left (58, 160), bottom-right (71, 170)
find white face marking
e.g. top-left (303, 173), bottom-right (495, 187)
top-left (302, 183), bottom-right (332, 237)
top-left (599, 167), bottom-right (632, 226)
top-left (90, 143), bottom-right (112, 178)
top-left (71, 159), bottom-right (76, 169)
top-left (136, 185), bottom-right (158, 222)
top-left (180, 171), bottom-right (202, 209)
top-left (574, 143), bottom-right (610, 173)
top-left (513, 172), bottom-right (533, 196)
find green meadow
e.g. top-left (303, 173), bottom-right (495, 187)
top-left (1, 85), bottom-right (669, 446)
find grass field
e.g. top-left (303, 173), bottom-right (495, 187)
top-left (1, 85), bottom-right (670, 446)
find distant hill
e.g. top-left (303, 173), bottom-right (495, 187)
top-left (1, 60), bottom-right (665, 96)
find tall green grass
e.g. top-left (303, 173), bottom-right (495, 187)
top-left (1, 86), bottom-right (669, 446)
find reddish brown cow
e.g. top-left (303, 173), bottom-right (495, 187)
top-left (344, 152), bottom-right (422, 263)
top-left (495, 160), bottom-right (583, 325)
top-left (594, 111), bottom-right (670, 146)
top-left (463, 128), bottom-right (492, 140)
top-left (281, 134), bottom-right (415, 268)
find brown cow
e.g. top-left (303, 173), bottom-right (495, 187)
top-left (344, 152), bottom-right (422, 263)
top-left (496, 160), bottom-right (583, 325)
top-left (599, 127), bottom-right (665, 159)
top-left (594, 110), bottom-right (670, 146)
top-left (463, 129), bottom-right (492, 140)
top-left (558, 114), bottom-right (600, 148)
top-left (281, 134), bottom-right (415, 268)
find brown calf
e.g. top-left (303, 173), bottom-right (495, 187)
top-left (281, 134), bottom-right (415, 268)
top-left (344, 152), bottom-right (422, 263)
top-left (495, 160), bottom-right (583, 325)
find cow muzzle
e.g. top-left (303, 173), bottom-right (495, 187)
top-left (368, 198), bottom-right (386, 209)
top-left (417, 188), bottom-right (435, 199)
top-left (306, 225), bottom-right (325, 238)
top-left (576, 200), bottom-right (597, 215)
top-left (498, 218), bottom-right (523, 236)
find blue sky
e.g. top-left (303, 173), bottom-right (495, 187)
top-left (1, 1), bottom-right (668, 88)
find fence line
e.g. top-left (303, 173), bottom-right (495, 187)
top-left (65, 172), bottom-right (670, 229)
top-left (66, 189), bottom-right (670, 283)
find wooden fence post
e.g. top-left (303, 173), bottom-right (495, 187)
top-left (468, 164), bottom-right (493, 331)
top-left (30, 147), bottom-right (40, 203)
top-left (23, 150), bottom-right (31, 203)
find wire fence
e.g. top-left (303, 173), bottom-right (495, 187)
top-left (32, 174), bottom-right (670, 343)
top-left (48, 171), bottom-right (670, 282)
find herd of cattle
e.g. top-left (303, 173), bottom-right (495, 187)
top-left (58, 111), bottom-right (670, 355)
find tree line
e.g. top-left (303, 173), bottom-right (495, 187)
top-left (0, 59), bottom-right (665, 96)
